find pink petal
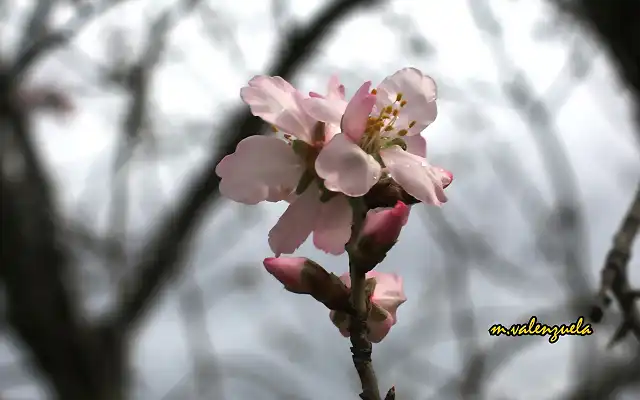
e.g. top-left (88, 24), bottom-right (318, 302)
top-left (302, 97), bottom-right (346, 127)
top-left (374, 68), bottom-right (438, 135)
top-left (216, 136), bottom-right (304, 204)
top-left (309, 91), bottom-right (324, 98)
top-left (341, 81), bottom-right (376, 142)
top-left (367, 313), bottom-right (394, 343)
top-left (263, 257), bottom-right (308, 293)
top-left (240, 76), bottom-right (315, 142)
top-left (315, 134), bottom-right (381, 197)
top-left (268, 184), bottom-right (322, 256)
top-left (312, 195), bottom-right (352, 255)
top-left (380, 146), bottom-right (447, 205)
top-left (329, 310), bottom-right (351, 338)
top-left (404, 134), bottom-right (426, 158)
top-left (368, 272), bottom-right (407, 320)
top-left (326, 75), bottom-right (346, 100)
top-left (330, 271), bottom-right (404, 343)
top-left (361, 201), bottom-right (409, 246)
top-left (434, 167), bottom-right (453, 189)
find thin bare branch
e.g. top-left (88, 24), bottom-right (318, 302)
top-left (591, 183), bottom-right (640, 344)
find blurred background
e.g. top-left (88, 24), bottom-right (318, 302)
top-left (1, 0), bottom-right (639, 399)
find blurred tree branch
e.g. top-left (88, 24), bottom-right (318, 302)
top-left (11, 0), bottom-right (125, 81)
top-left (591, 184), bottom-right (640, 344)
top-left (1, 0), bottom-right (381, 398)
top-left (1, 63), bottom-right (124, 399)
top-left (553, 0), bottom-right (640, 143)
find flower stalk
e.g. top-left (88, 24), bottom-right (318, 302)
top-left (346, 197), bottom-right (382, 400)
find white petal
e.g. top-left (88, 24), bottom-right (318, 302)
top-left (404, 134), bottom-right (427, 158)
top-left (216, 136), bottom-right (303, 204)
top-left (302, 97), bottom-right (347, 127)
top-left (268, 185), bottom-right (321, 256)
top-left (380, 145), bottom-right (447, 205)
top-left (313, 195), bottom-right (352, 255)
top-left (315, 134), bottom-right (381, 197)
top-left (240, 76), bottom-right (315, 141)
top-left (375, 68), bottom-right (438, 135)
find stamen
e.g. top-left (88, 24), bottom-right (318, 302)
top-left (395, 93), bottom-right (403, 101)
top-left (371, 89), bottom-right (377, 95)
top-left (397, 129), bottom-right (408, 136)
top-left (400, 100), bottom-right (407, 107)
top-left (408, 120), bottom-right (416, 128)
top-left (271, 125), bottom-right (279, 132)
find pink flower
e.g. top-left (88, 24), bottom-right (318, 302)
top-left (304, 67), bottom-right (452, 204)
top-left (216, 75), bottom-right (353, 255)
top-left (330, 271), bottom-right (407, 343)
top-left (215, 75), bottom-right (346, 204)
top-left (361, 201), bottom-right (410, 246)
top-left (268, 182), bottom-right (352, 256)
top-left (263, 257), bottom-right (309, 294)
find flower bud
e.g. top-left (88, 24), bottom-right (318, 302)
top-left (263, 257), bottom-right (310, 294)
top-left (438, 168), bottom-right (453, 189)
top-left (330, 271), bottom-right (407, 343)
top-left (263, 257), bottom-right (352, 311)
top-left (361, 201), bottom-right (410, 246)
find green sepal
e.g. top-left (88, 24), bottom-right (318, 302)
top-left (291, 139), bottom-right (312, 158)
top-left (295, 170), bottom-right (315, 195)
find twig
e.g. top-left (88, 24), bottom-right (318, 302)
top-left (11, 1), bottom-right (125, 80)
top-left (591, 183), bottom-right (640, 344)
top-left (347, 198), bottom-right (381, 400)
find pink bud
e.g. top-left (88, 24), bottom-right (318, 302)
top-left (439, 168), bottom-right (453, 189)
top-left (263, 257), bottom-right (309, 294)
top-left (361, 201), bottom-right (410, 246)
top-left (329, 271), bottom-right (407, 343)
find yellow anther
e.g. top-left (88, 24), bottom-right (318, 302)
top-left (395, 93), bottom-right (403, 101)
top-left (397, 129), bottom-right (408, 136)
top-left (271, 125), bottom-right (279, 132)
top-left (408, 120), bottom-right (416, 128)
top-left (400, 100), bottom-right (407, 107)
top-left (392, 109), bottom-right (399, 116)
top-left (371, 89), bottom-right (377, 95)
top-left (385, 105), bottom-right (393, 113)
top-left (384, 125), bottom-right (394, 132)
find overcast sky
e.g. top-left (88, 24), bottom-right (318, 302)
top-left (1, 0), bottom-right (640, 399)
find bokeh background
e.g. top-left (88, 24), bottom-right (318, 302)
top-left (1, 0), bottom-right (639, 399)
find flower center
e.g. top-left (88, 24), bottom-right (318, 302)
top-left (359, 90), bottom-right (417, 155)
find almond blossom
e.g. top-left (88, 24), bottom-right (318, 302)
top-left (304, 67), bottom-right (453, 205)
top-left (330, 271), bottom-right (407, 343)
top-left (215, 75), bottom-right (353, 256)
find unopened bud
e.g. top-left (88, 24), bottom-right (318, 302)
top-left (263, 257), bottom-right (352, 311)
top-left (330, 271), bottom-right (407, 343)
top-left (361, 201), bottom-right (410, 246)
top-left (263, 257), bottom-right (309, 294)
top-left (439, 168), bottom-right (453, 189)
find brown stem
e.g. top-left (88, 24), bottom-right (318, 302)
top-left (592, 183), bottom-right (640, 344)
top-left (346, 199), bottom-right (381, 400)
